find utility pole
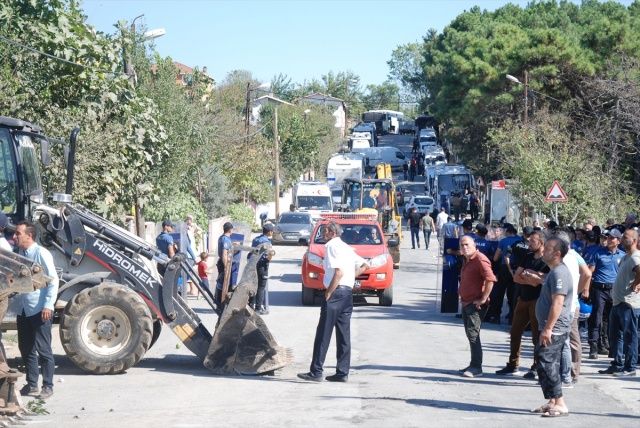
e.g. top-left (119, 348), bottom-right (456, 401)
top-left (244, 82), bottom-right (251, 137)
top-left (274, 107), bottom-right (280, 220)
top-left (524, 70), bottom-right (529, 125)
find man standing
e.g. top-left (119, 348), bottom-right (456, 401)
top-left (215, 222), bottom-right (238, 313)
top-left (532, 237), bottom-right (573, 417)
top-left (436, 208), bottom-right (448, 240)
top-left (0, 213), bottom-right (12, 251)
top-left (599, 229), bottom-right (640, 375)
top-left (420, 213), bottom-right (435, 250)
top-left (408, 207), bottom-right (421, 249)
top-left (156, 220), bottom-right (176, 276)
top-left (496, 231), bottom-right (548, 377)
top-left (298, 222), bottom-right (369, 382)
top-left (487, 224), bottom-right (522, 324)
top-left (458, 236), bottom-right (496, 378)
top-left (14, 221), bottom-right (58, 399)
top-left (586, 228), bottom-right (625, 359)
top-left (249, 223), bottom-right (275, 315)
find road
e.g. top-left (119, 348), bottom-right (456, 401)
top-left (7, 134), bottom-right (639, 427)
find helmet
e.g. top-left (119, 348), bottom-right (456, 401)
top-left (579, 298), bottom-right (592, 317)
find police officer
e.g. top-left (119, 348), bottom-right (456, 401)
top-left (215, 222), bottom-right (239, 313)
top-left (249, 223), bottom-right (275, 315)
top-left (586, 228), bottom-right (625, 359)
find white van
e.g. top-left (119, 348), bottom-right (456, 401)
top-left (350, 138), bottom-right (371, 149)
top-left (354, 146), bottom-right (407, 172)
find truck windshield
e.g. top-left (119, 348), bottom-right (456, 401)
top-left (17, 135), bottom-right (43, 202)
top-left (314, 224), bottom-right (382, 245)
top-left (437, 174), bottom-right (471, 194)
top-left (0, 129), bottom-right (18, 214)
top-left (297, 196), bottom-right (331, 211)
top-left (347, 182), bottom-right (392, 212)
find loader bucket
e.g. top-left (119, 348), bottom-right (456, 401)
top-left (203, 240), bottom-right (291, 375)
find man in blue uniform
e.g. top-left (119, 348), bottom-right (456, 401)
top-left (586, 228), bottom-right (625, 359)
top-left (155, 220), bottom-right (176, 276)
top-left (249, 223), bottom-right (275, 315)
top-left (487, 224), bottom-right (523, 323)
top-left (215, 222), bottom-right (239, 313)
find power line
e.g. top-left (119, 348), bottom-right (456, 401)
top-left (0, 34), bottom-right (121, 76)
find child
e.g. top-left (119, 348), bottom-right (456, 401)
top-left (197, 252), bottom-right (212, 297)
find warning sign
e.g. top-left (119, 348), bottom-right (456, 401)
top-left (545, 180), bottom-right (568, 203)
top-left (491, 180), bottom-right (506, 190)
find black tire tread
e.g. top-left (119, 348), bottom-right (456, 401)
top-left (59, 283), bottom-right (153, 374)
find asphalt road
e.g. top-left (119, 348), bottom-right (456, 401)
top-left (5, 134), bottom-right (639, 427)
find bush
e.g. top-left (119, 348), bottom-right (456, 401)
top-left (227, 203), bottom-right (256, 230)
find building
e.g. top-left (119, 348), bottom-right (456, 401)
top-left (297, 92), bottom-right (347, 137)
top-left (250, 94), bottom-right (293, 125)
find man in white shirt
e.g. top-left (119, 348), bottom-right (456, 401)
top-left (436, 208), bottom-right (448, 239)
top-left (298, 221), bottom-right (369, 383)
top-left (0, 213), bottom-right (12, 251)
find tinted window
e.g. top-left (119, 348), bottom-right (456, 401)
top-left (278, 213), bottom-right (311, 224)
top-left (396, 152), bottom-right (405, 159)
top-left (414, 197), bottom-right (434, 205)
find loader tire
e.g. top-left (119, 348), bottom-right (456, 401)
top-left (59, 283), bottom-right (153, 374)
top-left (149, 320), bottom-right (163, 350)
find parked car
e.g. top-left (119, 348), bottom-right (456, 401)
top-left (395, 181), bottom-right (428, 206)
top-left (272, 212), bottom-right (314, 245)
top-left (403, 195), bottom-right (435, 218)
top-left (300, 213), bottom-right (396, 306)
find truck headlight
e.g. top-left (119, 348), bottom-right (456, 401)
top-left (299, 229), bottom-right (310, 236)
top-left (376, 273), bottom-right (386, 280)
top-left (307, 252), bottom-right (323, 266)
top-left (368, 254), bottom-right (387, 268)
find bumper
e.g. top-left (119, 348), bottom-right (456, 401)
top-left (301, 259), bottom-right (393, 291)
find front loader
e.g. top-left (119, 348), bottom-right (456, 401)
top-left (0, 116), bottom-right (289, 375)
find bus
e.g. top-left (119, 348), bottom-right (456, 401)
top-left (362, 110), bottom-right (405, 135)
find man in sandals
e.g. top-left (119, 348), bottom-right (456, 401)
top-left (532, 237), bottom-right (573, 417)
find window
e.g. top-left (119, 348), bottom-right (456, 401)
top-left (0, 129), bottom-right (18, 213)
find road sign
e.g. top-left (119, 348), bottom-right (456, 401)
top-left (545, 180), bottom-right (568, 203)
top-left (491, 180), bottom-right (506, 190)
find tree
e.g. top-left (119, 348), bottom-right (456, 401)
top-left (362, 80), bottom-right (401, 111)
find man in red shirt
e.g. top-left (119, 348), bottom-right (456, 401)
top-left (458, 235), bottom-right (497, 378)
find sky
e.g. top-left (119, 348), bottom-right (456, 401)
top-left (81, 0), bottom-right (634, 88)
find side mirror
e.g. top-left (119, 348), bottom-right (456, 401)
top-left (298, 237), bottom-right (309, 246)
top-left (387, 238), bottom-right (399, 248)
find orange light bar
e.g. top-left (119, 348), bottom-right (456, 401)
top-left (320, 213), bottom-right (378, 221)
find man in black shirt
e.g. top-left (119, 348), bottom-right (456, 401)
top-left (408, 208), bottom-right (422, 249)
top-left (496, 230), bottom-right (549, 377)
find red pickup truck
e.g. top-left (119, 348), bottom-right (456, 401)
top-left (299, 213), bottom-right (396, 306)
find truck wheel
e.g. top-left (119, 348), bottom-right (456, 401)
top-left (378, 287), bottom-right (393, 306)
top-left (59, 283), bottom-right (153, 374)
top-left (302, 285), bottom-right (315, 306)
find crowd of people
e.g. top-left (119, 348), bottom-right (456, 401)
top-left (444, 212), bottom-right (640, 417)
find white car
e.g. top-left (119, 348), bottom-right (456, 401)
top-left (403, 194), bottom-right (435, 218)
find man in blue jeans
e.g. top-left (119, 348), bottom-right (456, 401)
top-left (14, 221), bottom-right (59, 400)
top-left (599, 229), bottom-right (640, 376)
top-left (408, 207), bottom-right (421, 249)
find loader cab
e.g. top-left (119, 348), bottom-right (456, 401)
top-left (0, 117), bottom-right (46, 223)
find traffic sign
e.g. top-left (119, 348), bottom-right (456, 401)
top-left (545, 180), bottom-right (568, 203)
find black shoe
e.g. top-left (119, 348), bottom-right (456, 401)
top-left (495, 365), bottom-right (520, 375)
top-left (297, 372), bottom-right (323, 382)
top-left (588, 342), bottom-right (598, 360)
top-left (38, 386), bottom-right (53, 399)
top-left (598, 365), bottom-right (622, 375)
top-left (523, 370), bottom-right (538, 380)
top-left (598, 346), bottom-right (609, 356)
top-left (19, 384), bottom-right (39, 397)
top-left (257, 306), bottom-right (269, 315)
top-left (325, 374), bottom-right (348, 382)
top-left (412, 246), bottom-right (415, 249)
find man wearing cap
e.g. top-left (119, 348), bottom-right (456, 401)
top-left (487, 224), bottom-right (523, 324)
top-left (248, 223), bottom-right (275, 315)
top-left (156, 220), bottom-right (177, 276)
top-left (586, 228), bottom-right (625, 359)
top-left (474, 224), bottom-right (497, 261)
top-left (215, 222), bottom-right (238, 312)
top-left (0, 213), bottom-right (12, 251)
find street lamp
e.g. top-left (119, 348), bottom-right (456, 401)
top-left (505, 72), bottom-right (529, 123)
top-left (123, 14), bottom-right (165, 86)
